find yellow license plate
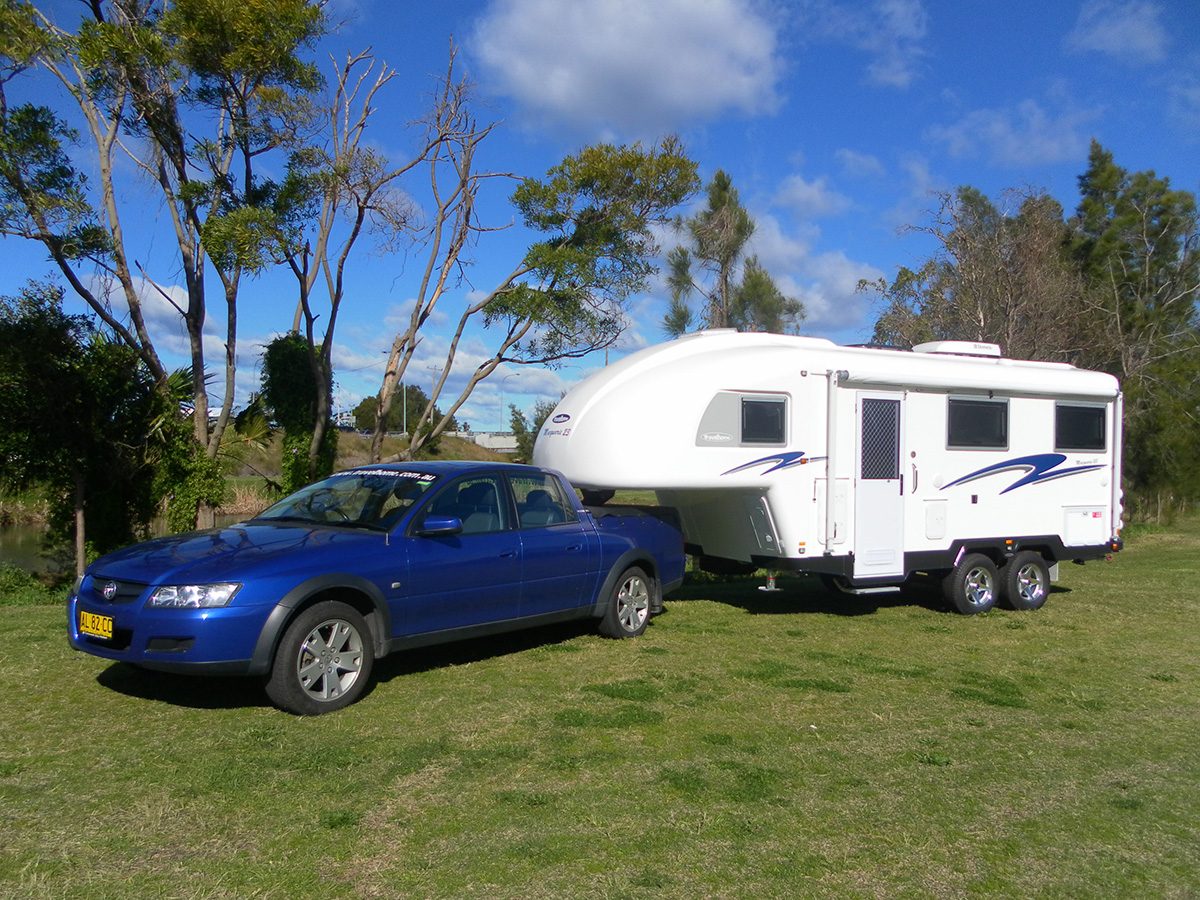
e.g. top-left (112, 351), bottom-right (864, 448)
top-left (79, 610), bottom-right (113, 640)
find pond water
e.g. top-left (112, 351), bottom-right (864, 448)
top-left (0, 515), bottom-right (247, 574)
top-left (0, 524), bottom-right (51, 573)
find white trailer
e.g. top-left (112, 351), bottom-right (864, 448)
top-left (533, 330), bottom-right (1124, 613)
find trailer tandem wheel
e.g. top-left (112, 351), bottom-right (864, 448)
top-left (943, 553), bottom-right (999, 615)
top-left (1001, 551), bottom-right (1051, 611)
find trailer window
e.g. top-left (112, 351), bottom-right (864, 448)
top-left (1056, 404), bottom-right (1106, 451)
top-left (742, 399), bottom-right (786, 444)
top-left (948, 398), bottom-right (1008, 449)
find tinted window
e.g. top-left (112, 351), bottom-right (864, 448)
top-left (948, 398), bottom-right (1008, 449)
top-left (510, 472), bottom-right (578, 528)
top-left (424, 475), bottom-right (508, 534)
top-left (742, 399), bottom-right (786, 444)
top-left (1056, 404), bottom-right (1106, 451)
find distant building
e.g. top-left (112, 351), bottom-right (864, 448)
top-left (461, 431), bottom-right (518, 453)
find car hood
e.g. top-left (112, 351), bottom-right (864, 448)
top-left (87, 522), bottom-right (385, 585)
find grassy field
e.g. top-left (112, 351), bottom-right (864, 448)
top-left (2, 520), bottom-right (1197, 898)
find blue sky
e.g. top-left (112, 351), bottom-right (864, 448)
top-left (5, 0), bottom-right (1199, 431)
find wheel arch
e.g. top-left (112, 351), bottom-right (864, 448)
top-left (247, 574), bottom-right (391, 676)
top-left (590, 550), bottom-right (662, 618)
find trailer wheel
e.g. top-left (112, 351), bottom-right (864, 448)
top-left (599, 567), bottom-right (653, 638)
top-left (1001, 551), bottom-right (1050, 611)
top-left (943, 553), bottom-right (998, 615)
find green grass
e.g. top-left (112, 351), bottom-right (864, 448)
top-left (2, 520), bottom-right (1198, 898)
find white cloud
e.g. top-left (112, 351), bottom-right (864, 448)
top-left (1169, 73), bottom-right (1200, 130)
top-left (882, 152), bottom-right (947, 229)
top-left (1065, 1), bottom-right (1169, 64)
top-left (835, 148), bottom-right (886, 178)
top-left (804, 0), bottom-right (929, 89)
top-left (926, 98), bottom-right (1099, 166)
top-left (745, 211), bottom-right (814, 267)
top-left (777, 252), bottom-right (882, 330)
top-left (776, 173), bottom-right (852, 218)
top-left (746, 212), bottom-right (882, 330)
top-left (470, 0), bottom-right (783, 137)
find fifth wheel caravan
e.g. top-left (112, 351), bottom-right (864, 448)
top-left (533, 330), bottom-right (1123, 614)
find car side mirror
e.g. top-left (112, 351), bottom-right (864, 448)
top-left (417, 515), bottom-right (463, 537)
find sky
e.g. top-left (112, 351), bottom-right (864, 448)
top-left (4, 0), bottom-right (1199, 432)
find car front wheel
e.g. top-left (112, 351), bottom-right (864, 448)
top-left (266, 600), bottom-right (374, 715)
top-left (599, 567), bottom-right (653, 638)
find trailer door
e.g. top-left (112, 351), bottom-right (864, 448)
top-left (854, 394), bottom-right (905, 579)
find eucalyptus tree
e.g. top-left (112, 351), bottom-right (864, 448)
top-left (867, 187), bottom-right (1092, 361)
top-left (0, 0), bottom-right (325, 526)
top-left (274, 44), bottom-right (473, 478)
top-left (369, 136), bottom-right (700, 462)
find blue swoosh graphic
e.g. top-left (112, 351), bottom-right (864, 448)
top-left (722, 451), bottom-right (827, 476)
top-left (942, 453), bottom-right (1104, 495)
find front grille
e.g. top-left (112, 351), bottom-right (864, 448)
top-left (87, 577), bottom-right (147, 605)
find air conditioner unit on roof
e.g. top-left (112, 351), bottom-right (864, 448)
top-left (912, 340), bottom-right (1002, 358)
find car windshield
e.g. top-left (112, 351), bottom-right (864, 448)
top-left (251, 469), bottom-right (441, 530)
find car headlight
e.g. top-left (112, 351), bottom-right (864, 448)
top-left (147, 583), bottom-right (241, 609)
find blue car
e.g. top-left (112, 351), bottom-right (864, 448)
top-left (68, 462), bottom-right (685, 714)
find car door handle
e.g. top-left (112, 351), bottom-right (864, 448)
top-left (566, 544), bottom-right (582, 552)
top-left (499, 550), bottom-right (517, 559)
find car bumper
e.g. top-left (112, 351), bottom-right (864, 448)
top-left (67, 592), bottom-right (269, 676)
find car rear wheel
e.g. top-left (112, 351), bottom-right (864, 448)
top-left (266, 601), bottom-right (374, 715)
top-left (599, 567), bottom-right (653, 638)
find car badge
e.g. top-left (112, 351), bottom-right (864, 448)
top-left (102, 582), bottom-right (118, 601)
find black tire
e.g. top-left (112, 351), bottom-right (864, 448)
top-left (266, 601), bottom-right (374, 715)
top-left (1001, 551), bottom-right (1050, 611)
top-left (599, 567), bottom-right (653, 638)
top-left (942, 553), bottom-right (998, 615)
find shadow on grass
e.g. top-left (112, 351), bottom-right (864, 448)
top-left (371, 619), bottom-right (596, 684)
top-left (96, 663), bottom-right (271, 710)
top-left (94, 618), bottom-right (599, 711)
top-left (670, 574), bottom-right (1072, 617)
top-left (92, 580), bottom-right (1078, 711)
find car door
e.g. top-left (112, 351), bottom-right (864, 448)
top-left (397, 473), bottom-right (523, 635)
top-left (509, 471), bottom-right (596, 617)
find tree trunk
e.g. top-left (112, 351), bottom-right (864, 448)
top-left (308, 350), bottom-right (333, 474)
top-left (73, 469), bottom-right (86, 580)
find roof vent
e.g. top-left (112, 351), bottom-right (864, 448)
top-left (912, 340), bottom-right (1002, 359)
